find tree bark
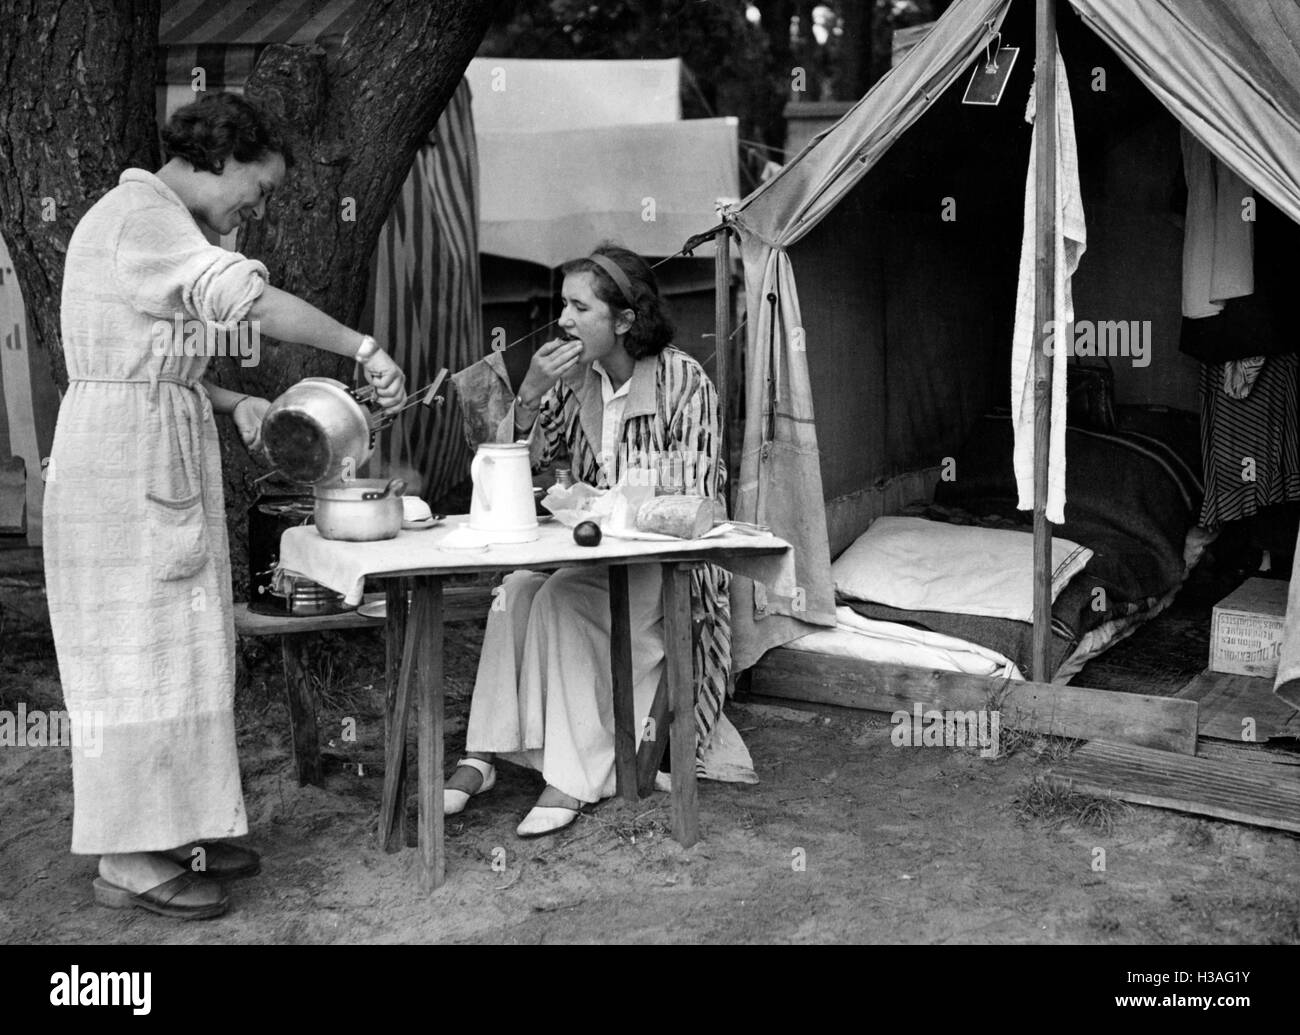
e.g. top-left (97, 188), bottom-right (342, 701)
top-left (0, 0), bottom-right (502, 591)
top-left (210, 0), bottom-right (501, 587)
top-left (0, 0), bottom-right (161, 390)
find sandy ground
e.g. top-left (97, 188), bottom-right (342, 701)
top-left (2, 564), bottom-right (1300, 945)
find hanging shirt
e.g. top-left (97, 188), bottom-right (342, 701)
top-left (592, 359), bottom-right (631, 483)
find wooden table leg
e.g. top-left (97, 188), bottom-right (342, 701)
top-left (415, 575), bottom-right (445, 891)
top-left (636, 673), bottom-right (671, 797)
top-left (280, 632), bottom-right (323, 787)
top-left (380, 580), bottom-right (424, 853)
top-left (662, 563), bottom-right (699, 847)
top-left (381, 580), bottom-right (410, 852)
top-left (608, 564), bottom-right (638, 802)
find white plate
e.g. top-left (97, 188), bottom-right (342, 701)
top-left (402, 515), bottom-right (443, 531)
top-left (357, 599), bottom-right (387, 619)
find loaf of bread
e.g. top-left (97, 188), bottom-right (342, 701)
top-left (635, 495), bottom-right (714, 539)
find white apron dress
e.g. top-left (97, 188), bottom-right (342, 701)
top-left (44, 169), bottom-right (267, 854)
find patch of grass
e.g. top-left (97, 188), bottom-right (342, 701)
top-left (1014, 775), bottom-right (1133, 834)
top-left (996, 726), bottom-right (1084, 762)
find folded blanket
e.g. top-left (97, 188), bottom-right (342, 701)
top-left (832, 515), bottom-right (1093, 623)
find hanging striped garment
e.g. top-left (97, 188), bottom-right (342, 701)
top-left (367, 78), bottom-right (482, 504)
top-left (1198, 353), bottom-right (1300, 528)
top-left (524, 346), bottom-right (733, 767)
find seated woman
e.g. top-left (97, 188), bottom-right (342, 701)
top-left (446, 244), bottom-right (731, 836)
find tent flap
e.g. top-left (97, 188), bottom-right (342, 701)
top-left (1070, 0), bottom-right (1300, 225)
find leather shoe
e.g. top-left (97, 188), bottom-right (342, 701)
top-left (444, 757), bottom-right (496, 816)
top-left (516, 805), bottom-right (580, 838)
top-left (93, 873), bottom-right (229, 920)
top-left (160, 842), bottom-right (261, 880)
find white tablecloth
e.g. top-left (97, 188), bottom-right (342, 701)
top-left (278, 516), bottom-right (796, 606)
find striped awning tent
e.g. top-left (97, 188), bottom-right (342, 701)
top-left (159, 0), bottom-right (482, 503)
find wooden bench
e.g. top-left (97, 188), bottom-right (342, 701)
top-left (234, 586), bottom-right (494, 786)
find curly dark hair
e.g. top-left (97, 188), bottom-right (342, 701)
top-left (560, 243), bottom-right (674, 360)
top-left (161, 92), bottom-right (295, 175)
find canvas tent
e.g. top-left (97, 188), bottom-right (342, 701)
top-left (718, 0), bottom-right (1300, 688)
top-left (464, 57), bottom-right (740, 387)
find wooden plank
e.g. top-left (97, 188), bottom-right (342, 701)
top-left (380, 580), bottom-right (422, 853)
top-left (715, 226), bottom-right (730, 510)
top-left (382, 579), bottom-right (409, 852)
top-left (415, 577), bottom-right (445, 891)
top-left (232, 586), bottom-right (492, 637)
top-left (1050, 740), bottom-right (1300, 834)
top-left (1175, 669), bottom-right (1300, 743)
top-left (751, 649), bottom-right (1199, 754)
top-left (1031, 0), bottom-right (1058, 684)
top-left (608, 565), bottom-right (638, 801)
top-left (636, 673), bottom-right (672, 797)
top-left (279, 633), bottom-right (323, 787)
top-left (663, 564), bottom-right (699, 846)
top-left (1195, 739), bottom-right (1300, 768)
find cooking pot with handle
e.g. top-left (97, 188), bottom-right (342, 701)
top-left (261, 377), bottom-right (388, 485)
top-left (313, 477), bottom-right (407, 541)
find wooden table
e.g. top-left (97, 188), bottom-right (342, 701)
top-left (278, 517), bottom-right (790, 890)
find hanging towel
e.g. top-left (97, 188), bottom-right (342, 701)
top-left (1180, 127), bottom-right (1254, 319)
top-left (450, 350), bottom-right (513, 449)
top-left (1011, 46), bottom-right (1085, 526)
top-left (1224, 356), bottom-right (1266, 399)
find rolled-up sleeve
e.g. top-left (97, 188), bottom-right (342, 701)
top-left (113, 205), bottom-right (268, 327)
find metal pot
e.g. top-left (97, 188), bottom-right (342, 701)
top-left (313, 478), bottom-right (407, 542)
top-left (262, 377), bottom-right (387, 485)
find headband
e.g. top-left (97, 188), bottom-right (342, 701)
top-left (587, 253), bottom-right (636, 309)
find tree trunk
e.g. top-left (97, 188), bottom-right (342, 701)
top-left (207, 0), bottom-right (500, 588)
top-left (0, 0), bottom-right (501, 593)
top-left (0, 0), bottom-right (161, 390)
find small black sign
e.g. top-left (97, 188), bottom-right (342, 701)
top-left (962, 46), bottom-right (1020, 106)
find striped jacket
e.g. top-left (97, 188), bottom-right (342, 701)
top-left (500, 346), bottom-right (732, 763)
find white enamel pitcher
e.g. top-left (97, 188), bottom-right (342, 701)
top-left (469, 442), bottom-right (539, 543)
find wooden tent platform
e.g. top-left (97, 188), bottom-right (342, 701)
top-left (1047, 670), bottom-right (1300, 834)
top-left (751, 650), bottom-right (1300, 833)
top-left (1174, 669), bottom-right (1300, 743)
top-left (749, 650), bottom-right (1199, 753)
top-left (1048, 740), bottom-right (1300, 835)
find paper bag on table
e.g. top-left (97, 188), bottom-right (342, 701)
top-left (541, 482), bottom-right (655, 534)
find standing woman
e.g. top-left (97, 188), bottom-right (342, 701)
top-left (444, 244), bottom-right (731, 836)
top-left (44, 92), bottom-right (405, 919)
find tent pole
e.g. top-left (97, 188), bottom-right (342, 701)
top-left (1032, 0), bottom-right (1058, 682)
top-left (714, 227), bottom-right (731, 511)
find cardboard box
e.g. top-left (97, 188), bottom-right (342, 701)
top-left (1210, 577), bottom-right (1290, 678)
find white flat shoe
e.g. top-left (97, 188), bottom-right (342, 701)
top-left (516, 805), bottom-right (580, 838)
top-left (444, 758), bottom-right (496, 816)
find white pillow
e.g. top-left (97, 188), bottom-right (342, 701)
top-left (832, 516), bottom-right (1093, 623)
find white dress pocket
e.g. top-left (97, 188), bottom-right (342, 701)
top-left (146, 490), bottom-right (211, 581)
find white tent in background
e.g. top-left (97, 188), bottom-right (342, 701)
top-left (464, 57), bottom-right (740, 384)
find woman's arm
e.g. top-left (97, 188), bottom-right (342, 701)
top-left (202, 379), bottom-right (249, 416)
top-left (245, 285), bottom-right (405, 409)
top-left (245, 285), bottom-right (364, 358)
